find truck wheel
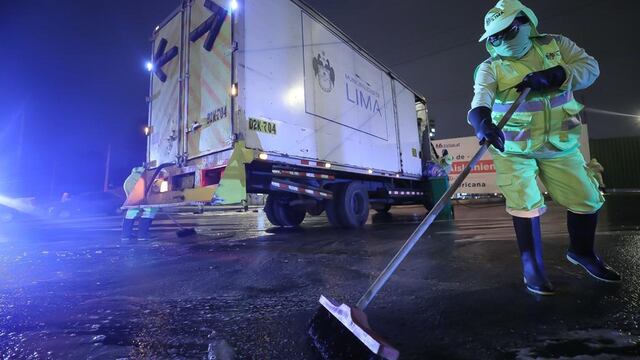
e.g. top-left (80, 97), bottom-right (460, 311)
top-left (325, 185), bottom-right (345, 227)
top-left (335, 182), bottom-right (370, 228)
top-left (264, 195), bottom-right (283, 226)
top-left (276, 201), bottom-right (306, 227)
top-left (266, 193), bottom-right (306, 227)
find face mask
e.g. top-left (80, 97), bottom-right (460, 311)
top-left (493, 24), bottom-right (533, 59)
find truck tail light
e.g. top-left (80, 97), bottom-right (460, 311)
top-left (159, 180), bottom-right (169, 193)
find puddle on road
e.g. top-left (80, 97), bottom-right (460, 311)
top-left (512, 329), bottom-right (640, 359)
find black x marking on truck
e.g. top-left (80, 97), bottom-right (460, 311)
top-left (189, 0), bottom-right (228, 52)
top-left (152, 38), bottom-right (179, 83)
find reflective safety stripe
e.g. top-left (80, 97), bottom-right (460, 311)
top-left (493, 92), bottom-right (573, 113)
top-left (504, 129), bottom-right (531, 141)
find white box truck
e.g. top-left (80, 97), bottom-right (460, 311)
top-left (125, 0), bottom-right (435, 228)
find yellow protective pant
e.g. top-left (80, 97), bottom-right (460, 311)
top-left (491, 148), bottom-right (604, 218)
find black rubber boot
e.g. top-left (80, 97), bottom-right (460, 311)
top-left (566, 211), bottom-right (621, 283)
top-left (137, 217), bottom-right (154, 241)
top-left (513, 216), bottom-right (555, 295)
top-left (121, 218), bottom-right (135, 240)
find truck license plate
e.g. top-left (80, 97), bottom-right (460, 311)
top-left (249, 118), bottom-right (277, 135)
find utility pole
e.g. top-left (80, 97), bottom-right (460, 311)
top-left (103, 143), bottom-right (112, 192)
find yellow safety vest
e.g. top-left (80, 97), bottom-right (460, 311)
top-left (488, 36), bottom-right (584, 154)
top-left (124, 172), bottom-right (143, 197)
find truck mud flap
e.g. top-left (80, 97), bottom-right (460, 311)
top-left (212, 141), bottom-right (254, 205)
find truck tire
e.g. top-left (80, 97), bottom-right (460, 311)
top-left (335, 182), bottom-right (370, 228)
top-left (325, 185), bottom-right (345, 227)
top-left (266, 193), bottom-right (306, 227)
top-left (264, 195), bottom-right (283, 226)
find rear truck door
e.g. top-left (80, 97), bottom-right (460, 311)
top-left (185, 0), bottom-right (234, 159)
top-left (393, 80), bottom-right (423, 176)
top-left (148, 11), bottom-right (183, 168)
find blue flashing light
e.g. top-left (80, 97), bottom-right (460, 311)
top-left (145, 62), bottom-right (154, 72)
top-left (230, 0), bottom-right (239, 11)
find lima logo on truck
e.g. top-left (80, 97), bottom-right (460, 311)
top-left (312, 51), bottom-right (383, 118)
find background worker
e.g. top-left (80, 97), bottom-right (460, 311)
top-left (468, 0), bottom-right (620, 295)
top-left (121, 166), bottom-right (158, 240)
top-left (439, 149), bottom-right (454, 175)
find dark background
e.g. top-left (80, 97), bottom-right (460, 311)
top-left (1, 0), bottom-right (638, 197)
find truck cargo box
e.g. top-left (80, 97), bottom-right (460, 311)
top-left (134, 0), bottom-right (434, 228)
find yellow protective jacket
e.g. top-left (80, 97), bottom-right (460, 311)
top-left (123, 167), bottom-right (145, 197)
top-left (471, 34), bottom-right (599, 155)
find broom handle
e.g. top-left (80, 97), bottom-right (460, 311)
top-left (356, 88), bottom-right (531, 310)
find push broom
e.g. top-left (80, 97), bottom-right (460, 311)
top-left (308, 88), bottom-right (531, 359)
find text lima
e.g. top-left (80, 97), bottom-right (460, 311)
top-left (346, 83), bottom-right (382, 117)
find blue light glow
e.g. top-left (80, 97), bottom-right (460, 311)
top-left (145, 62), bottom-right (154, 72)
top-left (230, 0), bottom-right (239, 11)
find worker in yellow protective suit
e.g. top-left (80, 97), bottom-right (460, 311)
top-left (121, 167), bottom-right (158, 240)
top-left (468, 0), bottom-right (620, 295)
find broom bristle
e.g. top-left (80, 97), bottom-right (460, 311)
top-left (308, 307), bottom-right (381, 360)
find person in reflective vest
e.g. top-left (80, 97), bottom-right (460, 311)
top-left (121, 167), bottom-right (158, 240)
top-left (468, 0), bottom-right (620, 295)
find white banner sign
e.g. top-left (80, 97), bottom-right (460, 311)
top-left (432, 136), bottom-right (500, 195)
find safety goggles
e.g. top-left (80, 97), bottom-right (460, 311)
top-left (488, 16), bottom-right (530, 47)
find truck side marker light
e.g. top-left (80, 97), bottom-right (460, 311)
top-left (259, 153), bottom-right (268, 160)
top-left (388, 191), bottom-right (424, 196)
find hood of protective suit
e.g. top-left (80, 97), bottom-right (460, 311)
top-left (480, 0), bottom-right (541, 57)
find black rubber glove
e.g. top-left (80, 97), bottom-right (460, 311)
top-left (515, 65), bottom-right (567, 92)
top-left (468, 106), bottom-right (505, 152)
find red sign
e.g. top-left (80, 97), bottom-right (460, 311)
top-left (450, 159), bottom-right (496, 175)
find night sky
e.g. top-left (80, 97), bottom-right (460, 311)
top-left (1, 0), bottom-right (639, 197)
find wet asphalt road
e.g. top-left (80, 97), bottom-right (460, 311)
top-left (0, 195), bottom-right (639, 359)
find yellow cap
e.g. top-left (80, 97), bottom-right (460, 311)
top-left (479, 0), bottom-right (538, 42)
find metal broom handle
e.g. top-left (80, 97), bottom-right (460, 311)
top-left (356, 88), bottom-right (531, 310)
